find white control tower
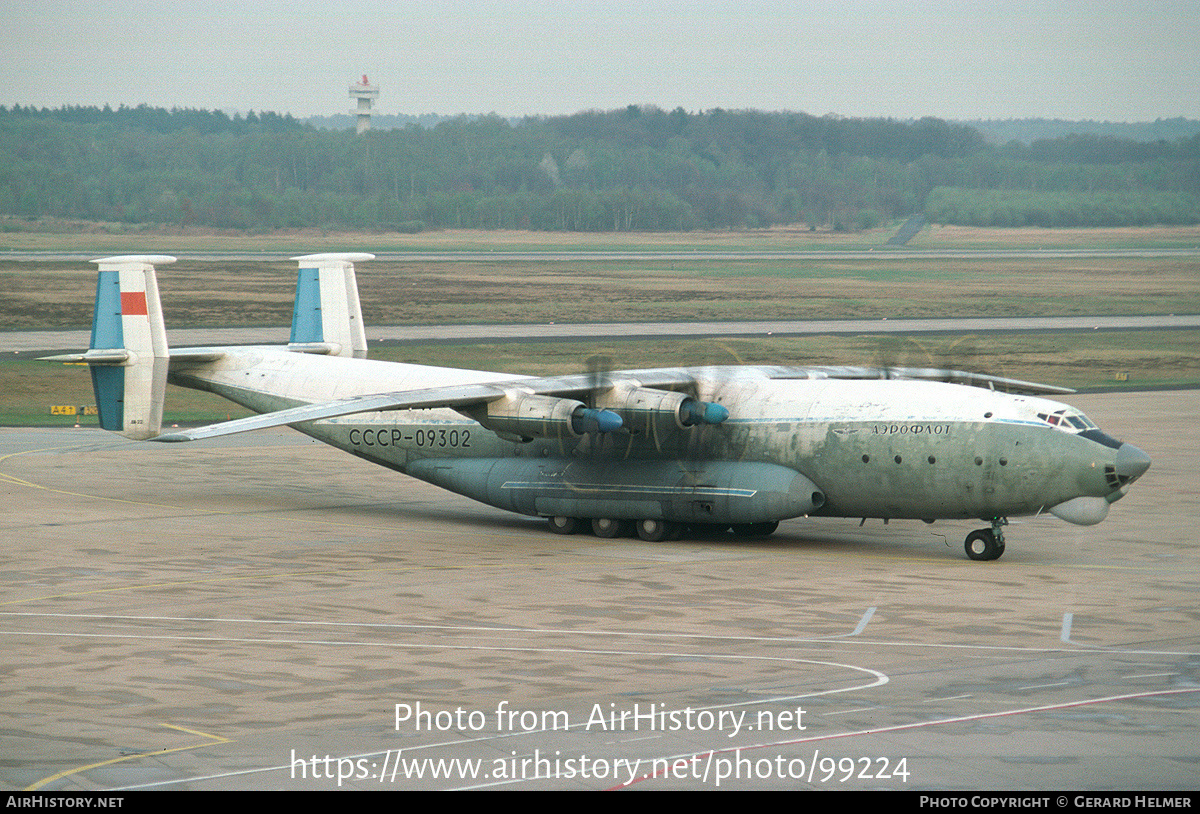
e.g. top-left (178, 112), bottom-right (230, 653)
top-left (349, 75), bottom-right (379, 134)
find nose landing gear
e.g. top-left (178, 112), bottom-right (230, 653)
top-left (965, 517), bottom-right (1008, 561)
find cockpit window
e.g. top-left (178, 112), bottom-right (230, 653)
top-left (1037, 409), bottom-right (1098, 433)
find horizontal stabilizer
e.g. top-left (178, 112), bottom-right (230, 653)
top-left (41, 347), bottom-right (225, 366)
top-left (41, 349), bottom-right (131, 364)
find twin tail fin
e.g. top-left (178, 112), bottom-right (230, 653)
top-left (86, 255), bottom-right (173, 440)
top-left (287, 253), bottom-right (372, 359)
top-left (48, 252), bottom-right (375, 440)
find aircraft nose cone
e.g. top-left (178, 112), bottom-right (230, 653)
top-left (1115, 443), bottom-right (1151, 482)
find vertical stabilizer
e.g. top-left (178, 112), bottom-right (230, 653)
top-left (89, 255), bottom-right (174, 440)
top-left (288, 253), bottom-right (372, 359)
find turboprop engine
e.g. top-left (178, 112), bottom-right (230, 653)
top-left (458, 384), bottom-right (728, 443)
top-left (596, 383), bottom-right (729, 434)
top-left (459, 392), bottom-right (622, 442)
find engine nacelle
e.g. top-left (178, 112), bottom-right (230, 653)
top-left (596, 384), bottom-right (728, 434)
top-left (459, 392), bottom-right (622, 442)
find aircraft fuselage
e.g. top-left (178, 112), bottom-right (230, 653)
top-left (54, 252), bottom-right (1149, 559)
top-left (172, 349), bottom-right (1135, 527)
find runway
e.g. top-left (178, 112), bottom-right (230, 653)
top-left (6, 313), bottom-right (1200, 354)
top-left (5, 248), bottom-right (1200, 263)
top-left (1, 390), bottom-right (1197, 790)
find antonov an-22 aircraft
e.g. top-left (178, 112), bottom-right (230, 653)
top-left (47, 253), bottom-right (1151, 561)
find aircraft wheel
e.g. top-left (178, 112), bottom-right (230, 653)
top-left (636, 519), bottom-right (673, 542)
top-left (591, 517), bottom-right (623, 538)
top-left (731, 521), bottom-right (779, 538)
top-left (964, 529), bottom-right (1000, 561)
top-left (548, 516), bottom-right (582, 535)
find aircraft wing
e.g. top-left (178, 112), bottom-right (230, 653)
top-left (153, 383), bottom-right (511, 442)
top-left (577, 364), bottom-right (1074, 396)
top-left (152, 364), bottom-right (1069, 443)
top-left (762, 365), bottom-right (1076, 395)
top-left (153, 368), bottom-right (702, 442)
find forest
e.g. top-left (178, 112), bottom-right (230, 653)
top-left (2, 104), bottom-right (1198, 232)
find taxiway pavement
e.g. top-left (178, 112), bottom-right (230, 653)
top-left (1, 390), bottom-right (1197, 790)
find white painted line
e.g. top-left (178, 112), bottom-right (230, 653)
top-left (610, 687), bottom-right (1200, 791)
top-left (5, 611), bottom-right (1198, 657)
top-left (817, 606), bottom-right (876, 639)
top-left (822, 706), bottom-right (877, 716)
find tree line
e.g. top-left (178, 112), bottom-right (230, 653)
top-left (1, 104), bottom-right (1197, 232)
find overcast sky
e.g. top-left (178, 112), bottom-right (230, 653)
top-left (5, 0), bottom-right (1199, 122)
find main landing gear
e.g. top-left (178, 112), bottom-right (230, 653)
top-left (547, 516), bottom-right (779, 542)
top-left (549, 515), bottom-right (671, 540)
top-left (964, 517), bottom-right (1007, 561)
